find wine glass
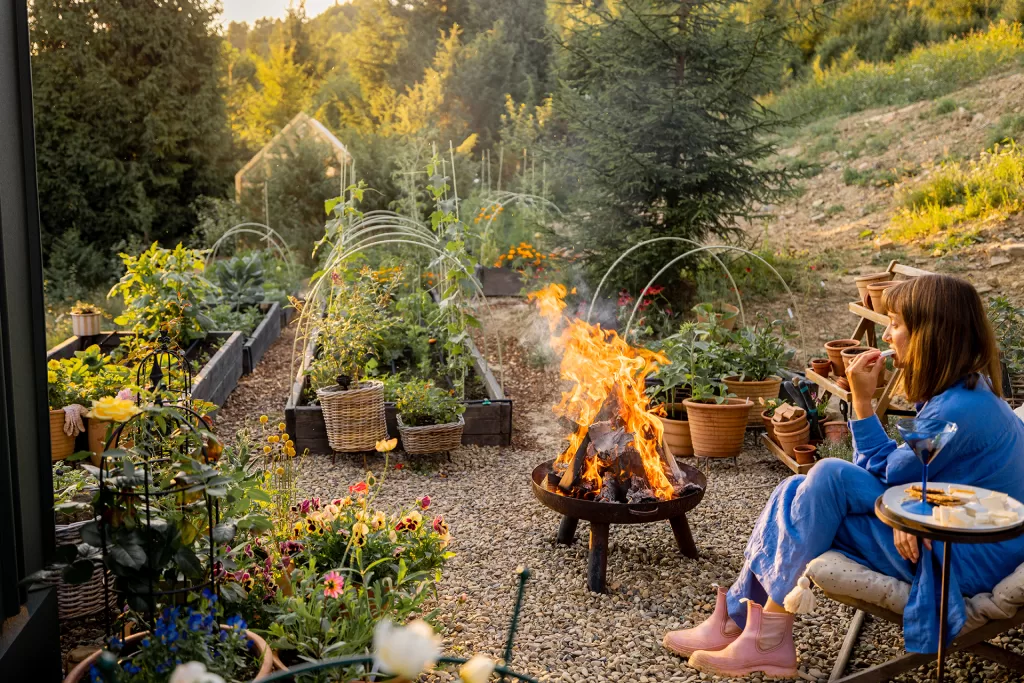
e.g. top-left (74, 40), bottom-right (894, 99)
top-left (896, 418), bottom-right (958, 515)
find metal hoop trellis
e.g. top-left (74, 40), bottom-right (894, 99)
top-left (134, 334), bottom-right (193, 407)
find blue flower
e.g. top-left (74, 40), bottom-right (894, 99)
top-left (122, 661), bottom-right (140, 675)
top-left (225, 615), bottom-right (247, 631)
top-left (201, 588), bottom-right (218, 603)
top-left (108, 636), bottom-right (124, 652)
top-left (188, 611), bottom-right (204, 631)
top-left (88, 665), bottom-right (103, 683)
top-left (219, 630), bottom-right (227, 642)
top-left (141, 638), bottom-right (150, 648)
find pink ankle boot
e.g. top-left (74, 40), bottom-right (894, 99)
top-left (662, 586), bottom-right (741, 658)
top-left (687, 600), bottom-right (797, 679)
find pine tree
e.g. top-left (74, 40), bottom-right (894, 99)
top-left (553, 0), bottom-right (794, 285)
top-left (31, 0), bottom-right (231, 291)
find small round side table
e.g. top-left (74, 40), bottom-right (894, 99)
top-left (875, 495), bottom-right (1024, 682)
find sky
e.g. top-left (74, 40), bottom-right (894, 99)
top-left (219, 0), bottom-right (342, 25)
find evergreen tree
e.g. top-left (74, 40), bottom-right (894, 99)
top-left (552, 0), bottom-right (794, 286)
top-left (31, 0), bottom-right (231, 292)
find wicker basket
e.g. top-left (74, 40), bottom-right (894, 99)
top-left (51, 518), bottom-right (115, 620)
top-left (397, 414), bottom-right (465, 455)
top-left (682, 398), bottom-right (751, 459)
top-left (317, 380), bottom-right (387, 453)
top-left (722, 376), bottom-right (783, 426)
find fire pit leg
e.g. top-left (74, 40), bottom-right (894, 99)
top-left (588, 522), bottom-right (610, 593)
top-left (670, 514), bottom-right (699, 560)
top-left (556, 516), bottom-right (579, 545)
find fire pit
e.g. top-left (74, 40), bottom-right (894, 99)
top-left (532, 457), bottom-right (706, 593)
top-left (525, 283), bottom-right (708, 592)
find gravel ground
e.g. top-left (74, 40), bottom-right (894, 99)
top-left (215, 301), bottom-right (1024, 682)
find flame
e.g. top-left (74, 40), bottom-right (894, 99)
top-left (528, 284), bottom-right (676, 500)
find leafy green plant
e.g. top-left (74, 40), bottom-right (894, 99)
top-left (207, 303), bottom-right (264, 336)
top-left (109, 242), bottom-right (216, 348)
top-left (729, 315), bottom-right (795, 381)
top-left (395, 379), bottom-right (465, 427)
top-left (53, 462), bottom-right (93, 525)
top-left (650, 323), bottom-right (734, 406)
top-left (46, 345), bottom-right (132, 409)
top-left (210, 254), bottom-right (266, 309)
top-left (989, 296), bottom-right (1024, 375)
top-left (70, 301), bottom-right (101, 315)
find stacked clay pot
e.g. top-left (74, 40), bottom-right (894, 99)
top-left (824, 339), bottom-right (859, 378)
top-left (771, 405), bottom-right (810, 457)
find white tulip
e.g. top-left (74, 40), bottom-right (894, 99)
top-left (374, 619), bottom-right (442, 681)
top-left (459, 654), bottom-right (496, 683)
top-left (169, 662), bottom-right (225, 683)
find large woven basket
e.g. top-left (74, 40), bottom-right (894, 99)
top-left (682, 398), bottom-right (752, 459)
top-left (722, 376), bottom-right (782, 426)
top-left (51, 518), bottom-right (115, 620)
top-left (397, 414), bottom-right (464, 455)
top-left (317, 380), bottom-right (387, 453)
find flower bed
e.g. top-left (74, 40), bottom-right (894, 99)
top-left (47, 330), bottom-right (243, 413)
top-left (285, 332), bottom-right (512, 454)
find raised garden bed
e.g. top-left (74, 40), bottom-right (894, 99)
top-left (47, 330), bottom-right (244, 412)
top-left (475, 265), bottom-right (525, 297)
top-left (285, 333), bottom-right (513, 454)
top-left (243, 302), bottom-right (281, 375)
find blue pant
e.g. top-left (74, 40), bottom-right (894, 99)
top-left (726, 458), bottom-right (915, 628)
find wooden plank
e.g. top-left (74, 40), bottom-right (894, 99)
top-left (241, 302), bottom-right (281, 374)
top-left (848, 302), bottom-right (890, 327)
top-left (761, 433), bottom-right (813, 475)
top-left (192, 332), bottom-right (244, 412)
top-left (466, 334), bottom-right (505, 400)
top-left (890, 263), bottom-right (934, 278)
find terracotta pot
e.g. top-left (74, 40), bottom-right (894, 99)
top-left (841, 346), bottom-right (871, 376)
top-left (776, 422), bottom-right (811, 457)
top-left (682, 398), bottom-right (752, 459)
top-left (793, 444), bottom-right (817, 465)
top-left (854, 272), bottom-right (892, 304)
top-left (70, 312), bottom-right (103, 337)
top-left (695, 302), bottom-right (740, 331)
top-left (760, 410), bottom-right (777, 442)
top-left (824, 339), bottom-right (859, 377)
top-left (86, 418), bottom-right (112, 468)
top-left (836, 377), bottom-right (851, 392)
top-left (824, 421), bottom-right (849, 443)
top-left (773, 416), bottom-right (808, 436)
top-left (658, 404), bottom-right (693, 457)
top-left (64, 627), bottom-right (273, 683)
top-left (722, 376), bottom-right (783, 426)
top-left (50, 409), bottom-right (75, 462)
top-left (867, 280), bottom-right (899, 315)
top-left (810, 358), bottom-right (832, 377)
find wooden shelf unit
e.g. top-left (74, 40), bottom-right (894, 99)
top-left (761, 434), bottom-right (813, 475)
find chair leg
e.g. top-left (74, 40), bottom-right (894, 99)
top-left (829, 610), bottom-right (867, 682)
top-left (831, 651), bottom-right (933, 683)
top-left (966, 642), bottom-right (1024, 673)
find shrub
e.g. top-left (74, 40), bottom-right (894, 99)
top-left (889, 143), bottom-right (1024, 243)
top-left (769, 22), bottom-right (1024, 120)
top-left (395, 380), bottom-right (465, 427)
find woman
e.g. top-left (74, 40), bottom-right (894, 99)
top-left (663, 274), bottom-right (1024, 679)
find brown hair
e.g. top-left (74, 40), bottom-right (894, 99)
top-left (882, 274), bottom-right (1002, 403)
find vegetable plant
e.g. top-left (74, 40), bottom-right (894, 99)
top-left (729, 315), bottom-right (795, 381)
top-left (395, 380), bottom-right (465, 427)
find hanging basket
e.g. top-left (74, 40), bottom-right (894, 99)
top-left (50, 518), bottom-right (116, 620)
top-left (316, 380), bottom-right (387, 453)
top-left (397, 414), bottom-right (464, 455)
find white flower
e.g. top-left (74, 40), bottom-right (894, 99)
top-left (169, 662), bottom-right (225, 683)
top-left (459, 654), bottom-right (496, 683)
top-left (374, 619), bottom-right (441, 680)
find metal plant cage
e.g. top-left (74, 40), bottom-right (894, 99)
top-left (96, 339), bottom-right (220, 635)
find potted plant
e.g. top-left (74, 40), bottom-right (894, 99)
top-left (854, 272), bottom-right (891, 305)
top-left (693, 302), bottom-right (740, 331)
top-left (47, 359), bottom-right (79, 461)
top-left (758, 397), bottom-right (786, 442)
top-left (70, 301), bottom-right (103, 337)
top-left (647, 328), bottom-right (697, 457)
top-left (63, 591), bottom-right (272, 682)
top-left (722, 316), bottom-right (793, 425)
top-left (395, 380), bottom-right (466, 455)
top-left (50, 462), bottom-right (110, 620)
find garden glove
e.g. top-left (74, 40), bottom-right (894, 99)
top-left (63, 403), bottom-right (87, 437)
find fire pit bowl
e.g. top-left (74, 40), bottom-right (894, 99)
top-left (531, 459), bottom-right (706, 593)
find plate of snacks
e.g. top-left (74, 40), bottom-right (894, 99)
top-left (883, 483), bottom-right (1024, 531)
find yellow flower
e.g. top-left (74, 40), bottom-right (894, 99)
top-left (388, 529), bottom-right (398, 543)
top-left (286, 447), bottom-right (296, 458)
top-left (268, 435), bottom-right (280, 444)
top-left (372, 511), bottom-right (387, 530)
top-left (47, 359), bottom-right (60, 370)
top-left (263, 445), bottom-right (272, 454)
top-left (281, 433), bottom-right (290, 441)
top-left (341, 496), bottom-right (353, 507)
top-left (375, 438), bottom-right (398, 453)
top-left (47, 370), bottom-right (57, 384)
top-left (260, 415), bottom-right (269, 424)
top-left (275, 466), bottom-right (285, 475)
top-left (286, 440), bottom-right (295, 449)
top-left (87, 396), bottom-right (141, 422)
top-left (278, 422), bottom-right (286, 432)
top-left (353, 522), bottom-right (370, 537)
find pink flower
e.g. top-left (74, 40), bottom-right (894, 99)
top-left (299, 500), bottom-right (311, 514)
top-left (647, 285), bottom-right (665, 296)
top-left (418, 496), bottom-right (431, 510)
top-left (323, 571), bottom-right (344, 599)
top-left (116, 388), bottom-right (135, 402)
top-left (432, 516), bottom-right (449, 535)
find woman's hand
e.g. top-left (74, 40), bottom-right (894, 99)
top-left (846, 348), bottom-right (883, 419)
top-left (893, 529), bottom-right (931, 563)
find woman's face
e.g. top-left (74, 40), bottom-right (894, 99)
top-left (882, 311), bottom-right (909, 367)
